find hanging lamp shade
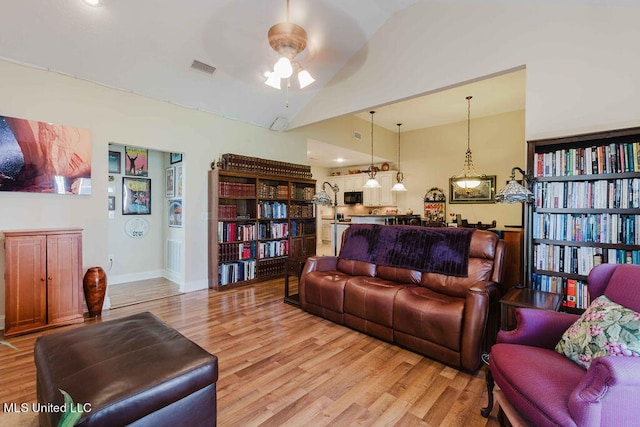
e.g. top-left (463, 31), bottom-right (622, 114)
top-left (363, 111), bottom-right (381, 189)
top-left (452, 96), bottom-right (485, 190)
top-left (391, 122), bottom-right (407, 192)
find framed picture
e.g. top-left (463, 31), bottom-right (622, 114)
top-left (108, 151), bottom-right (121, 174)
top-left (170, 152), bottom-right (183, 164)
top-left (124, 146), bottom-right (148, 176)
top-left (168, 199), bottom-right (182, 227)
top-left (108, 195), bottom-right (116, 211)
top-left (165, 166), bottom-right (175, 197)
top-left (122, 177), bottom-right (151, 215)
top-left (175, 165), bottom-right (183, 197)
top-left (449, 175), bottom-right (496, 204)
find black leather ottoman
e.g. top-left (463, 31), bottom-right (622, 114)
top-left (34, 312), bottom-right (218, 427)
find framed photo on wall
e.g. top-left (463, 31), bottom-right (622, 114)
top-left (108, 151), bottom-right (121, 174)
top-left (124, 146), bottom-right (148, 176)
top-left (122, 177), bottom-right (151, 214)
top-left (165, 166), bottom-right (175, 197)
top-left (175, 165), bottom-right (183, 197)
top-left (449, 176), bottom-right (496, 204)
top-left (168, 199), bottom-right (182, 227)
top-left (170, 152), bottom-right (182, 164)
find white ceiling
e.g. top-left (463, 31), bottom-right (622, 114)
top-left (0, 0), bottom-right (417, 129)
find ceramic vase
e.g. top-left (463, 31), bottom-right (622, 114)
top-left (83, 266), bottom-right (107, 317)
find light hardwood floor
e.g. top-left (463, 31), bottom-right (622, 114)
top-left (108, 277), bottom-right (182, 308)
top-left (0, 278), bottom-right (501, 426)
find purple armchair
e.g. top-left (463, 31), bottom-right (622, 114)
top-left (486, 264), bottom-right (640, 426)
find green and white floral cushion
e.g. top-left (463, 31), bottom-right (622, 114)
top-left (555, 295), bottom-right (640, 369)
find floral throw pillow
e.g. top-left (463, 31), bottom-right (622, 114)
top-left (555, 295), bottom-right (640, 369)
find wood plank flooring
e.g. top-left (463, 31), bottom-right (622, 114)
top-left (108, 276), bottom-right (181, 308)
top-left (0, 278), bottom-right (501, 426)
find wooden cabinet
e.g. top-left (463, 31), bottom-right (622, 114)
top-left (208, 169), bottom-right (316, 290)
top-left (363, 171), bottom-right (397, 207)
top-left (497, 229), bottom-right (523, 290)
top-left (4, 228), bottom-right (84, 337)
top-left (528, 126), bottom-right (640, 312)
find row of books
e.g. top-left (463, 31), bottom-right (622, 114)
top-left (218, 241), bottom-right (256, 263)
top-left (534, 141), bottom-right (640, 177)
top-left (218, 181), bottom-right (256, 198)
top-left (531, 274), bottom-right (590, 309)
top-left (534, 243), bottom-right (640, 275)
top-left (218, 205), bottom-right (239, 219)
top-left (258, 201), bottom-right (287, 219)
top-left (259, 240), bottom-right (289, 259)
top-left (533, 179), bottom-right (640, 209)
top-left (219, 153), bottom-right (312, 179)
top-left (289, 204), bottom-right (314, 218)
top-left (258, 182), bottom-right (289, 199)
top-left (217, 222), bottom-right (256, 243)
top-left (535, 244), bottom-right (603, 276)
top-left (291, 185), bottom-right (315, 200)
top-left (291, 220), bottom-right (316, 237)
top-left (218, 259), bottom-right (256, 286)
top-left (256, 258), bottom-right (285, 277)
top-left (532, 213), bottom-right (640, 245)
top-left (258, 221), bottom-right (289, 239)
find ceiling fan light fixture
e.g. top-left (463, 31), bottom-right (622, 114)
top-left (264, 72), bottom-right (281, 89)
top-left (273, 57), bottom-right (293, 78)
top-left (264, 0), bottom-right (314, 90)
top-left (298, 69), bottom-right (315, 88)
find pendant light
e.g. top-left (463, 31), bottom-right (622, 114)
top-left (451, 96), bottom-right (484, 189)
top-left (391, 123), bottom-right (407, 192)
top-left (363, 111), bottom-right (381, 189)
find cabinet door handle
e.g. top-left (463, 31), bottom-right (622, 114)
top-left (41, 278), bottom-right (46, 282)
top-left (48, 276), bottom-right (53, 281)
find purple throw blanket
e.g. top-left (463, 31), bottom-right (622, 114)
top-left (339, 224), bottom-right (474, 277)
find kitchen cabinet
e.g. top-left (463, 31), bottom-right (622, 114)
top-left (342, 175), bottom-right (363, 192)
top-left (4, 228), bottom-right (84, 337)
top-left (364, 171), bottom-right (397, 207)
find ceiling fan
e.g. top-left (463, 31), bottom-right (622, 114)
top-left (264, 0), bottom-right (315, 90)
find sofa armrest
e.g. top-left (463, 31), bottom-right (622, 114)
top-left (496, 308), bottom-right (579, 349)
top-left (461, 281), bottom-right (501, 370)
top-left (302, 256), bottom-right (338, 275)
top-left (569, 356), bottom-right (640, 426)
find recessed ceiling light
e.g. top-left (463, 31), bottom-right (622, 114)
top-left (84, 0), bottom-right (100, 6)
top-left (336, 158), bottom-right (345, 163)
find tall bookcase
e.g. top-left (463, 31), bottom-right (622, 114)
top-left (208, 167), bottom-right (316, 290)
top-left (528, 126), bottom-right (640, 312)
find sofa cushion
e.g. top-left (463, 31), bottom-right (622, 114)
top-left (376, 265), bottom-right (421, 284)
top-left (491, 343), bottom-right (585, 427)
top-left (555, 295), bottom-right (640, 369)
top-left (303, 270), bottom-right (352, 314)
top-left (336, 258), bottom-right (376, 277)
top-left (421, 258), bottom-right (494, 298)
top-left (393, 286), bottom-right (464, 351)
top-left (344, 277), bottom-right (408, 329)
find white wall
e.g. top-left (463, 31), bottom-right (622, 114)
top-left (291, 1), bottom-right (640, 139)
top-left (0, 59), bottom-right (310, 324)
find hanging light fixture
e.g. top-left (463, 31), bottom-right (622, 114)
top-left (363, 111), bottom-right (381, 189)
top-left (391, 123), bottom-right (407, 192)
top-left (264, 0), bottom-right (315, 90)
top-left (451, 96), bottom-right (484, 190)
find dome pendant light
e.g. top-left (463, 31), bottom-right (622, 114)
top-left (452, 96), bottom-right (484, 190)
top-left (391, 123), bottom-right (407, 192)
top-left (264, 0), bottom-right (315, 90)
top-left (363, 111), bottom-right (381, 189)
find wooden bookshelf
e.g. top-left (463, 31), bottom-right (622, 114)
top-left (527, 126), bottom-right (640, 311)
top-left (208, 164), bottom-right (316, 290)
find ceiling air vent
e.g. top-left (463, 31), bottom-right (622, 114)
top-left (190, 60), bottom-right (216, 75)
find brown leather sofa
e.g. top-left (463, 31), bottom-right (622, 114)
top-left (300, 225), bottom-right (506, 371)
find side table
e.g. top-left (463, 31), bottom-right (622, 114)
top-left (500, 287), bottom-right (563, 331)
top-left (284, 257), bottom-right (307, 307)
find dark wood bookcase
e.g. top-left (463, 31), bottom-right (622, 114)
top-left (527, 126), bottom-right (640, 312)
top-left (208, 168), bottom-right (316, 290)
